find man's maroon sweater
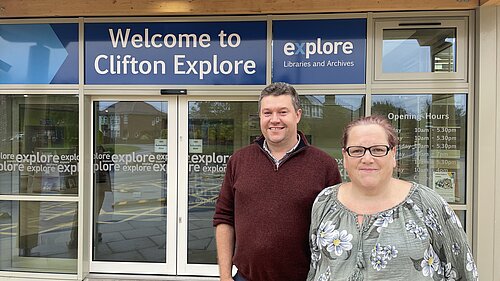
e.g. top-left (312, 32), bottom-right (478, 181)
top-left (214, 134), bottom-right (341, 281)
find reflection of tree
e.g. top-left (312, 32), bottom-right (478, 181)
top-left (372, 100), bottom-right (418, 131)
top-left (372, 101), bottom-right (408, 118)
top-left (454, 106), bottom-right (466, 118)
top-left (0, 96), bottom-right (9, 152)
top-left (425, 95), bottom-right (463, 127)
top-left (189, 101), bottom-right (261, 160)
top-left (191, 102), bottom-right (232, 118)
top-left (189, 119), bottom-right (234, 154)
top-left (372, 100), bottom-right (418, 181)
top-left (189, 102), bottom-right (239, 154)
top-left (371, 95), bottom-right (466, 191)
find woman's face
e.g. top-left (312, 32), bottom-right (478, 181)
top-left (342, 124), bottom-right (396, 189)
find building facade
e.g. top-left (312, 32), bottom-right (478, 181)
top-left (0, 1), bottom-right (499, 280)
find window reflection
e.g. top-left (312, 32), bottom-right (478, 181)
top-left (383, 28), bottom-right (456, 73)
top-left (455, 210), bottom-right (466, 232)
top-left (187, 101), bottom-right (257, 264)
top-left (372, 94), bottom-right (467, 204)
top-left (0, 200), bottom-right (78, 273)
top-left (93, 101), bottom-right (168, 263)
top-left (0, 95), bottom-right (79, 195)
top-left (299, 95), bottom-right (365, 181)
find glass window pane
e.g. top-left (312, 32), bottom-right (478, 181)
top-left (383, 28), bottom-right (456, 73)
top-left (0, 200), bottom-right (77, 273)
top-left (455, 210), bottom-right (466, 233)
top-left (298, 95), bottom-right (365, 181)
top-left (93, 101), bottom-right (168, 263)
top-left (187, 101), bottom-right (257, 264)
top-left (372, 94), bottom-right (467, 204)
top-left (0, 95), bottom-right (79, 195)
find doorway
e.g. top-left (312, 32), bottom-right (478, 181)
top-left (89, 95), bottom-right (258, 276)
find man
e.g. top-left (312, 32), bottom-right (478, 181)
top-left (213, 82), bottom-right (342, 281)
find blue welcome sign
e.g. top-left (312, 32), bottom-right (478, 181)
top-left (85, 21), bottom-right (267, 85)
top-left (0, 23), bottom-right (78, 84)
top-left (272, 18), bottom-right (367, 84)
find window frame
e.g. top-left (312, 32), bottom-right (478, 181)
top-left (373, 17), bottom-right (468, 82)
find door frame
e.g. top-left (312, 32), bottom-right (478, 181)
top-left (88, 95), bottom-right (178, 275)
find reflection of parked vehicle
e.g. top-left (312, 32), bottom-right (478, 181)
top-left (9, 133), bottom-right (24, 141)
top-left (2, 133), bottom-right (24, 141)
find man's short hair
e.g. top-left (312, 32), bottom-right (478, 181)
top-left (258, 82), bottom-right (301, 112)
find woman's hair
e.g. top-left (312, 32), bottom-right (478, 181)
top-left (341, 115), bottom-right (399, 148)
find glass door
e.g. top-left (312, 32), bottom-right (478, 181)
top-left (175, 93), bottom-right (365, 276)
top-left (89, 96), bottom-right (177, 275)
top-left (177, 96), bottom-right (259, 275)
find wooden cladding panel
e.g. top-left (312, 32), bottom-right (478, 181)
top-left (480, 0), bottom-right (500, 6)
top-left (0, 0), bottom-right (480, 18)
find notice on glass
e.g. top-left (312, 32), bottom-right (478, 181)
top-left (433, 171), bottom-right (456, 202)
top-left (189, 139), bottom-right (203, 153)
top-left (154, 138), bottom-right (167, 153)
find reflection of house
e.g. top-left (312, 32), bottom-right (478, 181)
top-left (99, 102), bottom-right (166, 144)
top-left (299, 95), bottom-right (363, 149)
top-left (301, 95), bottom-right (324, 118)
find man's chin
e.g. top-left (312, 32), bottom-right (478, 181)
top-left (266, 136), bottom-right (285, 144)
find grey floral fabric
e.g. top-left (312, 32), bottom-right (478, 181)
top-left (307, 182), bottom-right (479, 281)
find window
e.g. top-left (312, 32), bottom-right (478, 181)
top-left (298, 95), bottom-right (365, 181)
top-left (374, 18), bottom-right (467, 82)
top-left (372, 94), bottom-right (467, 204)
top-left (0, 95), bottom-right (79, 195)
top-left (0, 94), bottom-right (79, 273)
top-left (0, 200), bottom-right (78, 273)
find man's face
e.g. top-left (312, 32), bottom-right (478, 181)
top-left (259, 94), bottom-right (302, 149)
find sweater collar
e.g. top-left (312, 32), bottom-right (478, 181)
top-left (255, 131), bottom-right (309, 152)
top-left (263, 134), bottom-right (301, 162)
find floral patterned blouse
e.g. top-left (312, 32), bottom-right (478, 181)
top-left (307, 182), bottom-right (479, 281)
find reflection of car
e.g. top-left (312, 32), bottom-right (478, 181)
top-left (9, 133), bottom-right (24, 141)
top-left (2, 133), bottom-right (24, 141)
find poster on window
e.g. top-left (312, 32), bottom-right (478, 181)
top-left (432, 171), bottom-right (456, 202)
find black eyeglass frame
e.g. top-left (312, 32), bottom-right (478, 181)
top-left (344, 145), bottom-right (393, 158)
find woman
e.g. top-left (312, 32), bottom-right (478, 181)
top-left (307, 115), bottom-right (478, 281)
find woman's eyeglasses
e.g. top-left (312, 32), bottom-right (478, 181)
top-left (344, 145), bottom-right (392, 158)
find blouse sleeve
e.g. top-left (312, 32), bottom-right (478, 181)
top-left (418, 185), bottom-right (479, 281)
top-left (306, 185), bottom-right (337, 281)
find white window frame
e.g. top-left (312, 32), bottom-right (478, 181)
top-left (373, 17), bottom-right (468, 82)
top-left (0, 90), bottom-right (81, 275)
